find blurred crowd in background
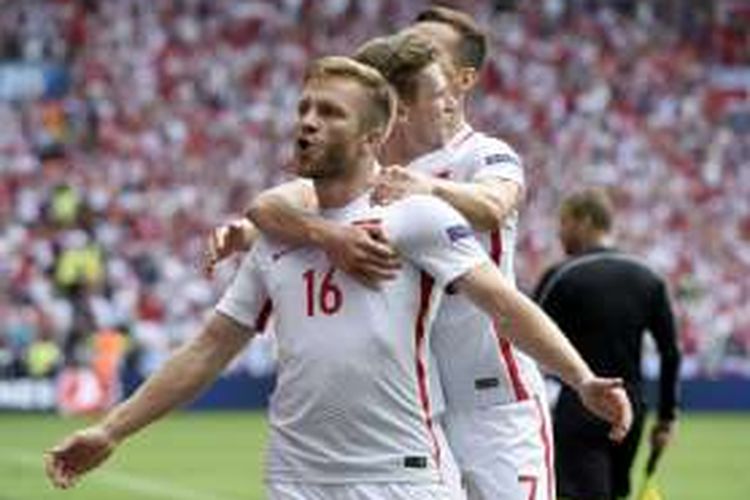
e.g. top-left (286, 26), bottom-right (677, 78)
top-left (1, 0), bottom-right (748, 393)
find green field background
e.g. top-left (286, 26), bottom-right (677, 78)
top-left (1, 412), bottom-right (748, 499)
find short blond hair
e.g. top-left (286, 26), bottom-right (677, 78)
top-left (354, 33), bottom-right (439, 103)
top-left (353, 36), bottom-right (397, 78)
top-left (304, 56), bottom-right (396, 135)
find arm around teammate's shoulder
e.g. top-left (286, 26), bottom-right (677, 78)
top-left (204, 218), bottom-right (259, 278)
top-left (431, 175), bottom-right (523, 231)
top-left (433, 135), bottom-right (524, 231)
top-left (204, 178), bottom-right (316, 276)
top-left (246, 181), bottom-right (400, 287)
top-left (245, 178), bottom-right (320, 246)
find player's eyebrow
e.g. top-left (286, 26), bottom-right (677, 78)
top-left (316, 98), bottom-right (348, 118)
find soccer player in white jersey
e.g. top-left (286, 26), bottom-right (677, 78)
top-left (45, 56), bottom-right (631, 499)
top-left (238, 16), bottom-right (556, 500)
top-left (357, 28), bottom-right (557, 499)
top-left (380, 11), bottom-right (560, 499)
top-left (204, 8), bottom-right (627, 500)
top-left (244, 31), bottom-right (551, 499)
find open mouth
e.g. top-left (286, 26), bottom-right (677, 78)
top-left (297, 137), bottom-right (313, 152)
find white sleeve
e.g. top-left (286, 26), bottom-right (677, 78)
top-left (383, 195), bottom-right (489, 287)
top-left (469, 137), bottom-right (524, 187)
top-left (215, 248), bottom-right (271, 331)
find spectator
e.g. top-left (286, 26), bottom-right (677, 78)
top-left (0, 0), bottom-right (747, 387)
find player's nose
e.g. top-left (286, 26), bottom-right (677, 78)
top-left (298, 108), bottom-right (321, 134)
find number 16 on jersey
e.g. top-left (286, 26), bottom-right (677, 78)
top-left (303, 267), bottom-right (343, 317)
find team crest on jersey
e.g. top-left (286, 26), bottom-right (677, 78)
top-left (484, 153), bottom-right (519, 166)
top-left (446, 224), bottom-right (473, 243)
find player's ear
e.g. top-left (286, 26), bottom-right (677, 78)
top-left (396, 102), bottom-right (410, 123)
top-left (456, 67), bottom-right (478, 92)
top-left (361, 126), bottom-right (386, 153)
top-left (365, 128), bottom-right (384, 147)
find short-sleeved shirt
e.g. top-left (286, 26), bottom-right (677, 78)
top-left (217, 193), bottom-right (488, 484)
top-left (409, 124), bottom-right (545, 410)
top-left (534, 247), bottom-right (680, 420)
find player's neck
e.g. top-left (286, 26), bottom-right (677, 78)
top-left (381, 130), bottom-right (410, 165)
top-left (314, 156), bottom-right (377, 209)
top-left (402, 126), bottom-right (453, 162)
top-left (573, 234), bottom-right (613, 255)
top-left (380, 147), bottom-right (403, 165)
top-left (446, 115), bottom-right (469, 143)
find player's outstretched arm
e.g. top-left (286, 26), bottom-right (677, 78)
top-left (247, 179), bottom-right (401, 287)
top-left (45, 313), bottom-right (255, 489)
top-left (455, 263), bottom-right (633, 441)
top-left (384, 194), bottom-right (627, 438)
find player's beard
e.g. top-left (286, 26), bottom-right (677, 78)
top-left (296, 140), bottom-right (352, 180)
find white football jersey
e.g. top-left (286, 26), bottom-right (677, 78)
top-left (217, 193), bottom-right (488, 484)
top-left (409, 124), bottom-right (546, 410)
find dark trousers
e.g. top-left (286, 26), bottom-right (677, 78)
top-left (553, 386), bottom-right (646, 500)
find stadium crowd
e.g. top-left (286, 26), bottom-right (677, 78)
top-left (1, 0), bottom-right (748, 386)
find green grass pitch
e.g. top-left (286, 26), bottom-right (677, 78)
top-left (1, 411), bottom-right (748, 499)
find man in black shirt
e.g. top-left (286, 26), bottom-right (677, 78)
top-left (534, 188), bottom-right (681, 500)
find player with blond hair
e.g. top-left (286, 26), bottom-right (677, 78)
top-left (47, 55), bottom-right (630, 500)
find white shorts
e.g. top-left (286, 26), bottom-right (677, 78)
top-left (434, 419), bottom-right (466, 499)
top-left (267, 482), bottom-right (455, 499)
top-left (265, 423), bottom-right (464, 500)
top-left (442, 395), bottom-right (555, 500)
